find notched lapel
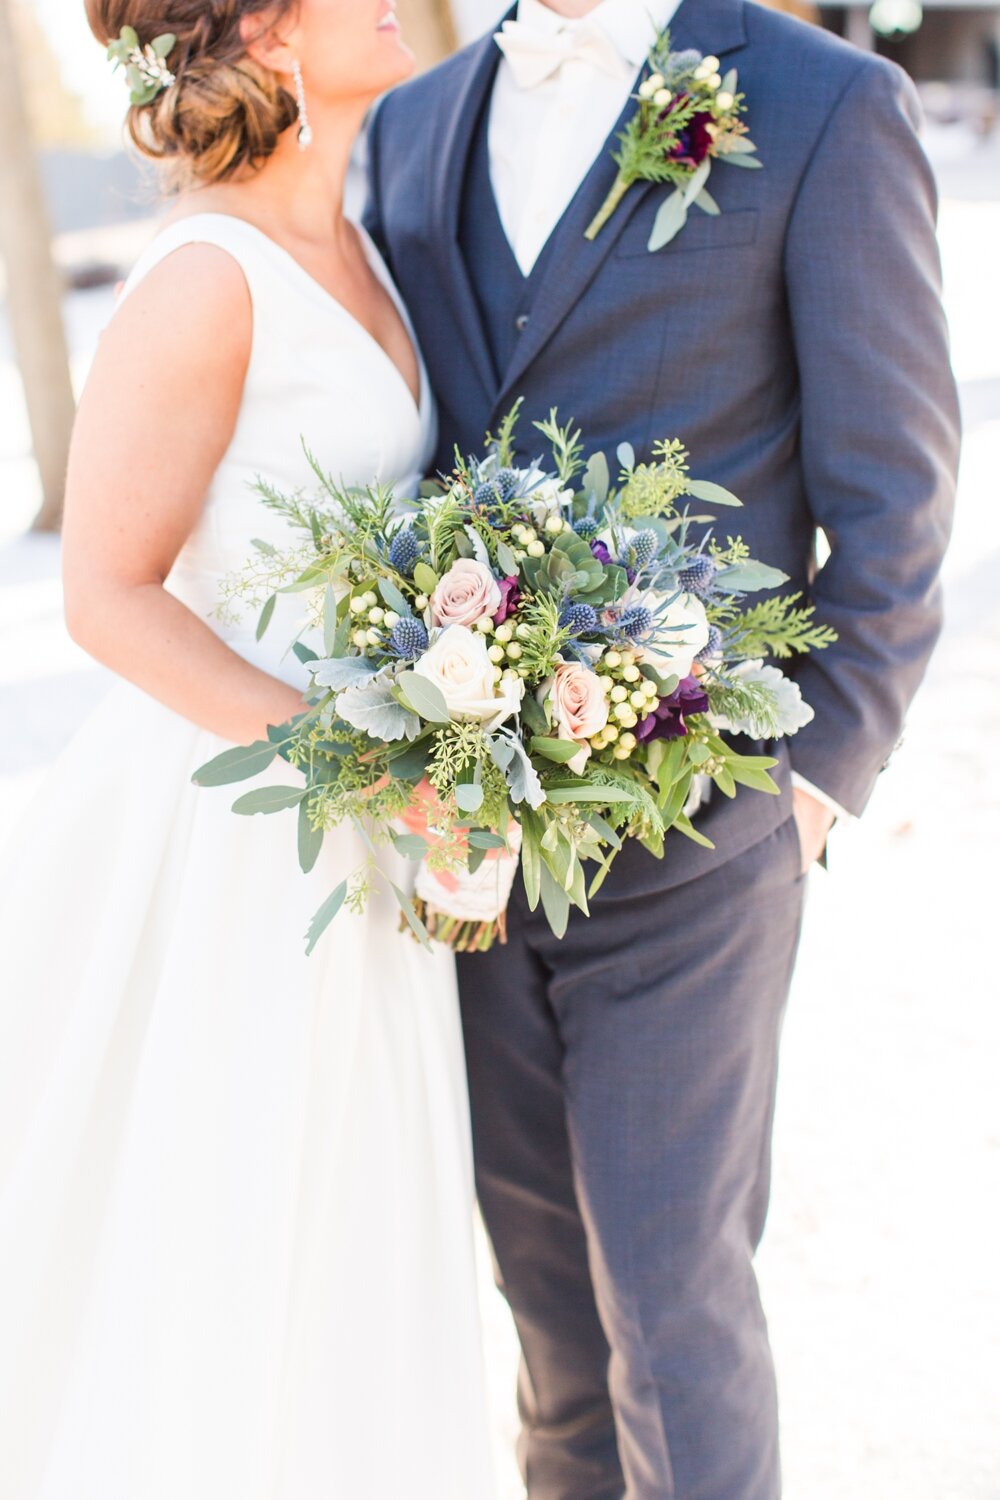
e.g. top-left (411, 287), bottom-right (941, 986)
top-left (430, 19), bottom-right (515, 404)
top-left (495, 0), bottom-right (749, 409)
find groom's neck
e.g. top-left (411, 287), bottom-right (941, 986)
top-left (534, 0), bottom-right (606, 17)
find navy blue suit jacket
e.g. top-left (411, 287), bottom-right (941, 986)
top-left (365, 0), bottom-right (959, 889)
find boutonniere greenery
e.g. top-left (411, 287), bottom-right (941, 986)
top-left (106, 25), bottom-right (177, 107)
top-left (585, 26), bottom-right (761, 252)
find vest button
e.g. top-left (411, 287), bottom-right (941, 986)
top-left (515, 313), bottom-right (530, 333)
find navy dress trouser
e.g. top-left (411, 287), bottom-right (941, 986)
top-left (458, 815), bottom-right (808, 1500)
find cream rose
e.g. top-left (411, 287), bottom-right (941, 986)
top-left (638, 590), bottom-right (710, 681)
top-left (543, 661), bottom-right (610, 774)
top-left (412, 626), bottom-right (523, 731)
top-left (430, 559), bottom-right (502, 629)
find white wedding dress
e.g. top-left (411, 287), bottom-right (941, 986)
top-left (0, 215), bottom-right (497, 1500)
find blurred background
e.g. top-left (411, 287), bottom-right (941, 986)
top-left (1, 0), bottom-right (998, 1495)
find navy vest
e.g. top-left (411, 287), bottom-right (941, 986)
top-left (456, 93), bottom-right (559, 391)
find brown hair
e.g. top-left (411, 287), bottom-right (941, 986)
top-left (86, 1), bottom-right (299, 188)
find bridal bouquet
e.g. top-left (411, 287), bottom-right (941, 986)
top-left (194, 405), bottom-right (835, 953)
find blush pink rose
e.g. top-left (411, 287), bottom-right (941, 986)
top-left (547, 662), bottom-right (610, 773)
top-left (430, 559), bottom-right (502, 629)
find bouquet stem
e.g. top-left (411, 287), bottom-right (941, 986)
top-left (585, 176), bottom-right (632, 241)
top-left (404, 899), bottom-right (509, 954)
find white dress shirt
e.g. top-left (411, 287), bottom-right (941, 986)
top-left (487, 0), bottom-right (849, 824)
top-left (489, 0), bottom-right (680, 276)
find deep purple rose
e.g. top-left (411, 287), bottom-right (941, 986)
top-left (590, 540), bottom-right (612, 566)
top-left (493, 575), bottom-right (522, 625)
top-left (666, 106), bottom-right (715, 169)
top-left (635, 675), bottom-right (710, 743)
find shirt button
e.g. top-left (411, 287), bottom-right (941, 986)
top-left (515, 313), bottom-right (530, 333)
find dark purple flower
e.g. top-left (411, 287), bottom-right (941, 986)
top-left (493, 575), bottom-right (521, 625)
top-left (590, 539), bottom-right (612, 566)
top-left (635, 675), bottom-right (710, 743)
top-left (666, 107), bottom-right (715, 168)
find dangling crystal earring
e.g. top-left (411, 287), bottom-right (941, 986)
top-left (292, 60), bottom-right (312, 150)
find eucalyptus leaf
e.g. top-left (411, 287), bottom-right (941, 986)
top-left (584, 451), bottom-right (610, 505)
top-left (496, 542), bottom-right (519, 577)
top-left (682, 159), bottom-right (712, 207)
top-left (722, 152), bottom-right (763, 169)
top-left (648, 189), bottom-right (688, 252)
top-left (455, 782), bottom-right (484, 814)
top-left (544, 785), bottom-right (634, 804)
top-left (395, 671), bottom-right (451, 725)
top-left (694, 188), bottom-right (720, 216)
top-left (685, 479), bottom-right (743, 507)
top-left (305, 880), bottom-right (348, 956)
top-left (379, 578), bottom-right (412, 617)
top-left (386, 737), bottom-right (433, 781)
top-left (467, 830), bottom-right (508, 851)
top-left (232, 784), bottom-right (306, 816)
top-left (393, 833), bottom-right (431, 859)
top-left (413, 562), bottom-right (439, 595)
top-left (538, 864), bottom-right (571, 939)
top-left (520, 809), bottom-right (542, 910)
top-left (297, 799), bottom-right (323, 874)
top-left (716, 560), bottom-right (790, 591)
top-left (391, 882), bottom-right (432, 948)
top-left (672, 813), bottom-right (716, 848)
top-left (293, 641), bottom-right (319, 665)
top-left (192, 739), bottom-right (277, 787)
top-left (617, 442), bottom-right (635, 471)
top-left (256, 594), bottom-right (277, 642)
top-left (529, 736), bottom-right (580, 765)
top-left (721, 66), bottom-right (738, 93)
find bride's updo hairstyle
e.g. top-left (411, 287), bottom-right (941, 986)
top-left (86, 0), bottom-right (299, 187)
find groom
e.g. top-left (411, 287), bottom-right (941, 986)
top-left (366, 0), bottom-right (958, 1493)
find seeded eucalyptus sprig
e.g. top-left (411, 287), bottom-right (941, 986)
top-left (107, 26), bottom-right (177, 107)
top-left (585, 25), bottom-right (761, 251)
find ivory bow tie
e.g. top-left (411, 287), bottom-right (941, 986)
top-left (494, 19), bottom-right (627, 89)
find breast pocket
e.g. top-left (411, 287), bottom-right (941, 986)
top-left (615, 205), bottom-right (760, 259)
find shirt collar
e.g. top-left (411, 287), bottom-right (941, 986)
top-left (512, 0), bottom-right (680, 69)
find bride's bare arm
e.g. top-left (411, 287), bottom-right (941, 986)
top-left (62, 243), bottom-right (305, 745)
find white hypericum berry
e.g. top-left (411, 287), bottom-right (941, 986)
top-left (505, 642), bottom-right (523, 661)
top-left (716, 90), bottom-right (735, 110)
top-left (488, 644), bottom-right (505, 664)
top-left (382, 610), bottom-right (400, 629)
top-left (641, 72), bottom-right (665, 97)
top-left (367, 606), bottom-right (385, 624)
top-left (629, 691), bottom-right (647, 710)
top-left (495, 623), bottom-right (514, 644)
top-left (544, 515), bottom-right (565, 535)
top-left (352, 629), bottom-right (369, 648)
top-left (610, 685), bottom-right (628, 704)
top-left (603, 650), bottom-right (622, 668)
top-left (708, 72), bottom-right (722, 89)
top-left (702, 54), bottom-right (720, 70)
top-left (365, 629), bottom-right (382, 646)
top-left (653, 88), bottom-right (672, 107)
top-left (527, 541), bottom-right (546, 558)
top-left (476, 616), bottom-right (494, 633)
top-left (622, 664), bottom-right (641, 683)
top-left (414, 594), bottom-right (429, 611)
top-left (349, 596), bottom-right (366, 615)
top-left (362, 591), bottom-right (378, 609)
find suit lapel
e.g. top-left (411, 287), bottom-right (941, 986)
top-left (429, 19), bottom-right (514, 403)
top-left (495, 0), bottom-right (749, 410)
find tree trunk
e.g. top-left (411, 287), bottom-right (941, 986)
top-left (0, 0), bottom-right (76, 533)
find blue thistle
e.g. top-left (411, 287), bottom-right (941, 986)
top-left (389, 617), bottom-right (429, 660)
top-left (678, 555), bottom-right (716, 595)
top-left (697, 624), bottom-right (723, 662)
top-left (628, 530), bottom-right (658, 570)
top-left (560, 601), bottom-right (599, 636)
top-left (389, 526), bottom-right (420, 576)
top-left (494, 467), bottom-right (520, 502)
top-left (621, 606), bottom-right (654, 639)
top-left (573, 517), bottom-right (600, 540)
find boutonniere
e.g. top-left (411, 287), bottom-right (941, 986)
top-left (585, 26), bottom-right (761, 252)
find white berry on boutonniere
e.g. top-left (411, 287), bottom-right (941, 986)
top-left (585, 25), bottom-right (761, 252)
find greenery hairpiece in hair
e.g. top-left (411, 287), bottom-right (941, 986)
top-left (107, 25), bottom-right (178, 106)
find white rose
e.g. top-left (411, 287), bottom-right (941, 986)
top-left (412, 626), bottom-right (524, 731)
top-left (638, 590), bottom-right (710, 680)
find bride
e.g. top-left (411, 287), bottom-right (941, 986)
top-left (0, 2), bottom-right (498, 1496)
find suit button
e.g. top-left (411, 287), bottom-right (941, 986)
top-left (515, 313), bottom-right (530, 332)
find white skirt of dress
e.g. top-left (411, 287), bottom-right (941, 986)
top-left (0, 680), bottom-right (497, 1500)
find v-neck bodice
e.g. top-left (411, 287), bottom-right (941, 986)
top-left (117, 212), bottom-right (436, 685)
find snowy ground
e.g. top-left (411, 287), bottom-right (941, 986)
top-left (1, 123), bottom-right (998, 1498)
